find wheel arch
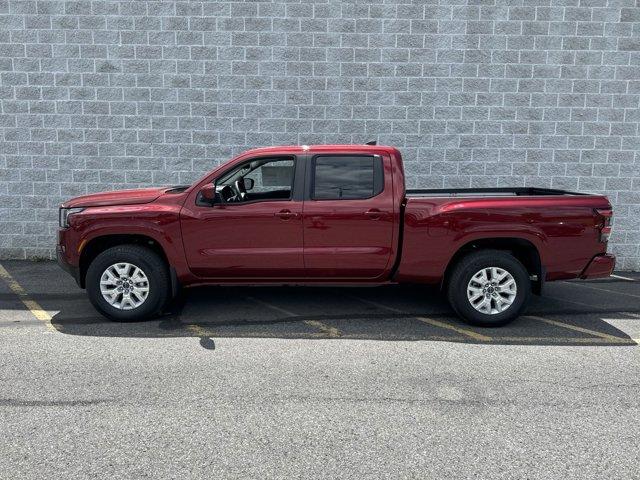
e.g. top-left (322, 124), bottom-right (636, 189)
top-left (78, 234), bottom-right (175, 292)
top-left (442, 237), bottom-right (543, 294)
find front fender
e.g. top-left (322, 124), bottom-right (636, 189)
top-left (62, 203), bottom-right (190, 281)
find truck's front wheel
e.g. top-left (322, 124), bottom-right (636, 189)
top-left (86, 245), bottom-right (169, 321)
top-left (447, 250), bottom-right (531, 327)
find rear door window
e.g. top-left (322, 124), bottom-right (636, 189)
top-left (312, 155), bottom-right (383, 200)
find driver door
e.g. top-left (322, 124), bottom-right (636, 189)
top-left (180, 156), bottom-right (305, 278)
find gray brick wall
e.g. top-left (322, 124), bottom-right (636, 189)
top-left (0, 0), bottom-right (639, 270)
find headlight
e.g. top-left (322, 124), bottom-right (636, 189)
top-left (59, 207), bottom-right (84, 228)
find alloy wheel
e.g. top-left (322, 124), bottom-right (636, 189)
top-left (99, 262), bottom-right (150, 310)
top-left (466, 267), bottom-right (517, 315)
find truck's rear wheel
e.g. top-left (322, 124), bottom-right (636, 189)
top-left (86, 245), bottom-right (169, 321)
top-left (447, 250), bottom-right (531, 327)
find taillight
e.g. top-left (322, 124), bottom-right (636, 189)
top-left (595, 208), bottom-right (612, 243)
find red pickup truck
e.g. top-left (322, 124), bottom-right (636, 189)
top-left (57, 144), bottom-right (615, 327)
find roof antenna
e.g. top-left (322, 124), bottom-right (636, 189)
top-left (365, 140), bottom-right (377, 145)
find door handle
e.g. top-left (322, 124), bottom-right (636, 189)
top-left (364, 209), bottom-right (385, 220)
top-left (275, 209), bottom-right (298, 220)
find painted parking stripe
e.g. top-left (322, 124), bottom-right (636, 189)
top-left (0, 263), bottom-right (55, 332)
top-left (499, 336), bottom-right (635, 345)
top-left (346, 294), bottom-right (492, 341)
top-left (246, 296), bottom-right (296, 316)
top-left (185, 324), bottom-right (215, 337)
top-left (350, 294), bottom-right (630, 343)
top-left (561, 281), bottom-right (640, 300)
top-left (610, 274), bottom-right (636, 281)
top-left (304, 320), bottom-right (341, 338)
top-left (246, 296), bottom-right (342, 337)
top-left (415, 317), bottom-right (492, 342)
top-left (544, 295), bottom-right (607, 310)
top-left (345, 294), bottom-right (404, 314)
top-left (525, 315), bottom-right (626, 341)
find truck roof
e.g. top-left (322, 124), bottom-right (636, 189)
top-left (240, 144), bottom-right (401, 157)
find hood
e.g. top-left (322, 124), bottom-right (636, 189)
top-left (62, 187), bottom-right (171, 208)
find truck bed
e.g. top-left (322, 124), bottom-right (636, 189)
top-left (406, 187), bottom-right (587, 198)
top-left (397, 187), bottom-right (611, 284)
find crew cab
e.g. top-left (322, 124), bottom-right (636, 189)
top-left (57, 145), bottom-right (615, 326)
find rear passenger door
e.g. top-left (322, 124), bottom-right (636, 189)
top-left (302, 154), bottom-right (395, 279)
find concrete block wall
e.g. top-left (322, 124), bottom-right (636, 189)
top-left (0, 0), bottom-right (638, 269)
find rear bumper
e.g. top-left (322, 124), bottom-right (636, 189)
top-left (56, 245), bottom-right (81, 287)
top-left (580, 254), bottom-right (616, 279)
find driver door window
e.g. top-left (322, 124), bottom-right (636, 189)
top-left (217, 158), bottom-right (295, 204)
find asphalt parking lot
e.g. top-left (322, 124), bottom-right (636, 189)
top-left (1, 260), bottom-right (639, 479)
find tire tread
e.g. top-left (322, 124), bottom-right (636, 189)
top-left (85, 244), bottom-right (169, 322)
top-left (447, 249), bottom-right (531, 327)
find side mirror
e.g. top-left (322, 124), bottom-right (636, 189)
top-left (243, 177), bottom-right (254, 191)
top-left (199, 184), bottom-right (216, 204)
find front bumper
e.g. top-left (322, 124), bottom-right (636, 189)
top-left (56, 245), bottom-right (81, 287)
top-left (580, 253), bottom-right (616, 279)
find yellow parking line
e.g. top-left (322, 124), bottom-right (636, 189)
top-left (241, 294), bottom-right (635, 344)
top-left (344, 294), bottom-right (404, 313)
top-left (246, 296), bottom-right (296, 316)
top-left (331, 332), bottom-right (634, 344)
top-left (0, 263), bottom-right (55, 332)
top-left (246, 295), bottom-right (343, 337)
top-left (415, 317), bottom-right (492, 342)
top-left (304, 320), bottom-right (341, 338)
top-left (185, 324), bottom-right (215, 337)
top-left (545, 295), bottom-right (605, 310)
top-left (561, 281), bottom-right (640, 299)
top-left (500, 336), bottom-right (636, 344)
top-left (526, 315), bottom-right (624, 341)
top-left (348, 294), bottom-right (492, 342)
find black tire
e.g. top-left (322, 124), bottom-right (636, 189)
top-left (86, 245), bottom-right (170, 322)
top-left (447, 249), bottom-right (531, 327)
